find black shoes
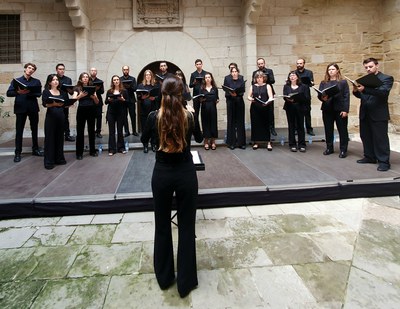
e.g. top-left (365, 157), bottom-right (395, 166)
top-left (356, 157), bottom-right (377, 164)
top-left (307, 129), bottom-right (315, 136)
top-left (45, 165), bottom-right (54, 170)
top-left (377, 164), bottom-right (390, 172)
top-left (124, 132), bottom-right (130, 138)
top-left (65, 135), bottom-right (75, 142)
top-left (339, 151), bottom-right (347, 158)
top-left (76, 155), bottom-right (83, 160)
top-left (323, 149), bottom-right (334, 155)
top-left (32, 149), bottom-right (44, 157)
top-left (132, 132), bottom-right (139, 136)
top-left (90, 151), bottom-right (98, 157)
top-left (56, 160), bottom-right (67, 165)
top-left (96, 133), bottom-right (102, 138)
top-left (143, 145), bottom-right (148, 153)
top-left (151, 144), bottom-right (157, 152)
top-left (228, 145), bottom-right (235, 150)
top-left (14, 153), bottom-right (21, 162)
top-left (270, 128), bottom-right (277, 136)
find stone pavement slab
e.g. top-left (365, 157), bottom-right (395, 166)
top-left (0, 196), bottom-right (399, 308)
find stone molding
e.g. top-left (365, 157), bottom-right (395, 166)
top-left (64, 0), bottom-right (90, 30)
top-left (133, 0), bottom-right (183, 28)
top-left (243, 0), bottom-right (265, 25)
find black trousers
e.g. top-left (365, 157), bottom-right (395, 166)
top-left (44, 107), bottom-right (65, 166)
top-left (15, 111), bottom-right (39, 154)
top-left (360, 115), bottom-right (390, 165)
top-left (226, 96), bottom-right (246, 147)
top-left (152, 160), bottom-right (198, 295)
top-left (285, 103), bottom-right (306, 148)
top-left (107, 111), bottom-right (124, 153)
top-left (193, 98), bottom-right (201, 120)
top-left (76, 105), bottom-right (96, 156)
top-left (268, 101), bottom-right (275, 129)
top-left (322, 110), bottom-right (348, 152)
top-left (123, 101), bottom-right (136, 134)
top-left (63, 107), bottom-right (71, 137)
top-left (304, 105), bottom-right (313, 131)
top-left (95, 104), bottom-right (103, 134)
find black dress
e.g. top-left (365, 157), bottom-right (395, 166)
top-left (250, 84), bottom-right (271, 142)
top-left (200, 86), bottom-right (219, 139)
top-left (42, 89), bottom-right (67, 167)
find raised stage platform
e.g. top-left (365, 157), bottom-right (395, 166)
top-left (0, 128), bottom-right (399, 219)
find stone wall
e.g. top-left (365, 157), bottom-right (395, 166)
top-left (256, 0), bottom-right (399, 131)
top-left (0, 0), bottom-right (398, 140)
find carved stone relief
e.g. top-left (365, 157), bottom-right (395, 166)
top-left (133, 0), bottom-right (183, 28)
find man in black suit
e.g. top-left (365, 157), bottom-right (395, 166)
top-left (56, 63), bottom-right (75, 142)
top-left (296, 58), bottom-right (315, 136)
top-left (189, 59), bottom-right (208, 118)
top-left (252, 58), bottom-right (277, 136)
top-left (120, 65), bottom-right (138, 137)
top-left (6, 63), bottom-right (43, 162)
top-left (90, 67), bottom-right (104, 138)
top-left (352, 57), bottom-right (394, 171)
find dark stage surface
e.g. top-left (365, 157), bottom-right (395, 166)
top-left (0, 128), bottom-right (399, 219)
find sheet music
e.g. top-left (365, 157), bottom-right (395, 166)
top-left (191, 150), bottom-right (201, 164)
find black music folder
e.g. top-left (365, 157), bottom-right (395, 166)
top-left (82, 86), bottom-right (96, 96)
top-left (12, 78), bottom-right (41, 94)
top-left (312, 84), bottom-right (340, 97)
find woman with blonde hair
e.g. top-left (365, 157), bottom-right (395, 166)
top-left (141, 75), bottom-right (203, 298)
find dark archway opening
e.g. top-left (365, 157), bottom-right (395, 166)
top-left (137, 60), bottom-right (188, 85)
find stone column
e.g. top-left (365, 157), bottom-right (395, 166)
top-left (65, 0), bottom-right (90, 78)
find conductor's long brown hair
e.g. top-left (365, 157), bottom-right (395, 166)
top-left (158, 76), bottom-right (188, 153)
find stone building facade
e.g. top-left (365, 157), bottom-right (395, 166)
top-left (0, 0), bottom-right (398, 139)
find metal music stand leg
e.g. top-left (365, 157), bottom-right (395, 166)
top-left (171, 211), bottom-right (178, 227)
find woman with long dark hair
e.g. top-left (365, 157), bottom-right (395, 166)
top-left (200, 72), bottom-right (219, 150)
top-left (318, 63), bottom-right (350, 158)
top-left (42, 74), bottom-right (68, 169)
top-left (223, 67), bottom-right (246, 149)
top-left (141, 76), bottom-right (202, 298)
top-left (105, 75), bottom-right (128, 156)
top-left (72, 72), bottom-right (99, 160)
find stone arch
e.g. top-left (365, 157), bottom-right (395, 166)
top-left (106, 31), bottom-right (213, 86)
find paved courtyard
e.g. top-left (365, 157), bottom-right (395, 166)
top-left (0, 196), bottom-right (399, 308)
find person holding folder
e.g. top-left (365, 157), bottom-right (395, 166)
top-left (223, 66), bottom-right (246, 149)
top-left (317, 63), bottom-right (350, 158)
top-left (105, 75), bottom-right (128, 156)
top-left (296, 58), bottom-right (315, 136)
top-left (352, 58), bottom-right (394, 171)
top-left (42, 74), bottom-right (69, 169)
top-left (137, 69), bottom-right (159, 153)
top-left (72, 72), bottom-right (99, 160)
top-left (199, 72), bottom-right (219, 150)
top-left (247, 71), bottom-right (274, 150)
top-left (6, 62), bottom-right (43, 163)
top-left (189, 59), bottom-right (208, 119)
top-left (282, 71), bottom-right (310, 152)
top-left (140, 75), bottom-right (203, 298)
